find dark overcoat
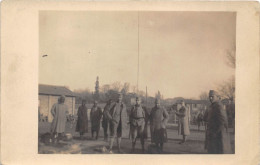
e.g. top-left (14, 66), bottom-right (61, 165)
top-left (150, 106), bottom-right (169, 143)
top-left (90, 106), bottom-right (103, 131)
top-left (206, 101), bottom-right (232, 154)
top-left (76, 105), bottom-right (88, 133)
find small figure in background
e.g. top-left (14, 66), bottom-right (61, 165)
top-left (175, 100), bottom-right (190, 144)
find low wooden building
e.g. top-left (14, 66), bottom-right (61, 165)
top-left (38, 84), bottom-right (75, 122)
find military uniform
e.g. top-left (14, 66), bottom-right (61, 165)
top-left (129, 104), bottom-right (146, 151)
top-left (205, 101), bottom-right (232, 154)
top-left (102, 102), bottom-right (112, 140)
top-left (105, 102), bottom-right (128, 138)
top-left (150, 106), bottom-right (169, 144)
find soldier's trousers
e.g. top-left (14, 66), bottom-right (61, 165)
top-left (102, 120), bottom-right (109, 139)
top-left (130, 124), bottom-right (145, 144)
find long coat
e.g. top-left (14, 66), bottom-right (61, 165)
top-left (90, 106), bottom-right (102, 131)
top-left (50, 103), bottom-right (68, 133)
top-left (105, 102), bottom-right (128, 137)
top-left (76, 105), bottom-right (88, 133)
top-left (102, 103), bottom-right (112, 128)
top-left (205, 101), bottom-right (232, 154)
top-left (150, 106), bottom-right (169, 143)
top-left (176, 106), bottom-right (190, 136)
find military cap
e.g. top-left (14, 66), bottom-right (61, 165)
top-left (209, 90), bottom-right (218, 96)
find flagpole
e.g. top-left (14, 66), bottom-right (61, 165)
top-left (137, 11), bottom-right (140, 95)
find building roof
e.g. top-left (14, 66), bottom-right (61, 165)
top-left (39, 84), bottom-right (75, 97)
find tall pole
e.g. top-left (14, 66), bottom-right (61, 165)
top-left (137, 11), bottom-right (140, 94)
top-left (146, 86), bottom-right (147, 107)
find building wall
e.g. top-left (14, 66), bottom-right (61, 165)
top-left (39, 94), bottom-right (75, 122)
top-left (39, 95), bottom-right (49, 117)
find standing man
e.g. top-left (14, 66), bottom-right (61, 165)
top-left (102, 99), bottom-right (113, 141)
top-left (175, 100), bottom-right (190, 144)
top-left (50, 95), bottom-right (68, 144)
top-left (90, 100), bottom-right (103, 140)
top-left (205, 90), bottom-right (231, 154)
top-left (129, 97), bottom-right (146, 153)
top-left (105, 93), bottom-right (128, 153)
top-left (150, 98), bottom-right (169, 153)
top-left (76, 99), bottom-right (88, 140)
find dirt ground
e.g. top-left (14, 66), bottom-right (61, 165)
top-left (38, 122), bottom-right (235, 154)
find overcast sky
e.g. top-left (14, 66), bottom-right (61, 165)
top-left (39, 11), bottom-right (235, 99)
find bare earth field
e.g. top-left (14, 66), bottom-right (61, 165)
top-left (38, 122), bottom-right (234, 154)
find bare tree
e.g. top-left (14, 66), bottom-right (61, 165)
top-left (226, 44), bottom-right (236, 69)
top-left (132, 85), bottom-right (137, 94)
top-left (101, 84), bottom-right (110, 93)
top-left (199, 92), bottom-right (208, 100)
top-left (111, 81), bottom-right (122, 92)
top-left (121, 82), bottom-right (130, 94)
top-left (217, 76), bottom-right (235, 101)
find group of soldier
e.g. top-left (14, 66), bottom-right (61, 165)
top-left (49, 89), bottom-right (233, 154)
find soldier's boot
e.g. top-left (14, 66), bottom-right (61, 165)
top-left (96, 131), bottom-right (99, 140)
top-left (183, 135), bottom-right (187, 143)
top-left (109, 137), bottom-right (114, 152)
top-left (141, 137), bottom-right (145, 153)
top-left (117, 137), bottom-right (122, 153)
top-left (155, 143), bottom-right (160, 153)
top-left (80, 132), bottom-right (84, 140)
top-left (131, 141), bottom-right (136, 153)
top-left (159, 143), bottom-right (163, 153)
top-left (91, 130), bottom-right (94, 140)
top-left (141, 144), bottom-right (145, 153)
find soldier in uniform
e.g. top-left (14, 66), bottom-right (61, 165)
top-left (205, 90), bottom-right (232, 154)
top-left (102, 99), bottom-right (113, 141)
top-left (129, 97), bottom-right (146, 153)
top-left (105, 93), bottom-right (128, 153)
top-left (76, 99), bottom-right (89, 140)
top-left (90, 100), bottom-right (103, 140)
top-left (150, 98), bottom-right (169, 153)
top-left (175, 100), bottom-right (190, 144)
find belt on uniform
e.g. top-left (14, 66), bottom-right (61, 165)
top-left (132, 117), bottom-right (144, 119)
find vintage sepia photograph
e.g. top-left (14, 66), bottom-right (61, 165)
top-left (38, 11), bottom-right (236, 154)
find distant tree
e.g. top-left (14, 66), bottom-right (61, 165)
top-left (217, 76), bottom-right (235, 101)
top-left (105, 89), bottom-right (119, 101)
top-left (218, 43), bottom-right (235, 101)
top-left (111, 81), bottom-right (122, 92)
top-left (131, 85), bottom-right (137, 94)
top-left (155, 90), bottom-right (161, 100)
top-left (226, 44), bottom-right (236, 69)
top-left (94, 76), bottom-right (100, 101)
top-left (121, 82), bottom-right (130, 95)
top-left (101, 84), bottom-right (110, 93)
top-left (137, 90), bottom-right (146, 97)
top-left (199, 92), bottom-right (208, 100)
top-left (74, 88), bottom-right (93, 104)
